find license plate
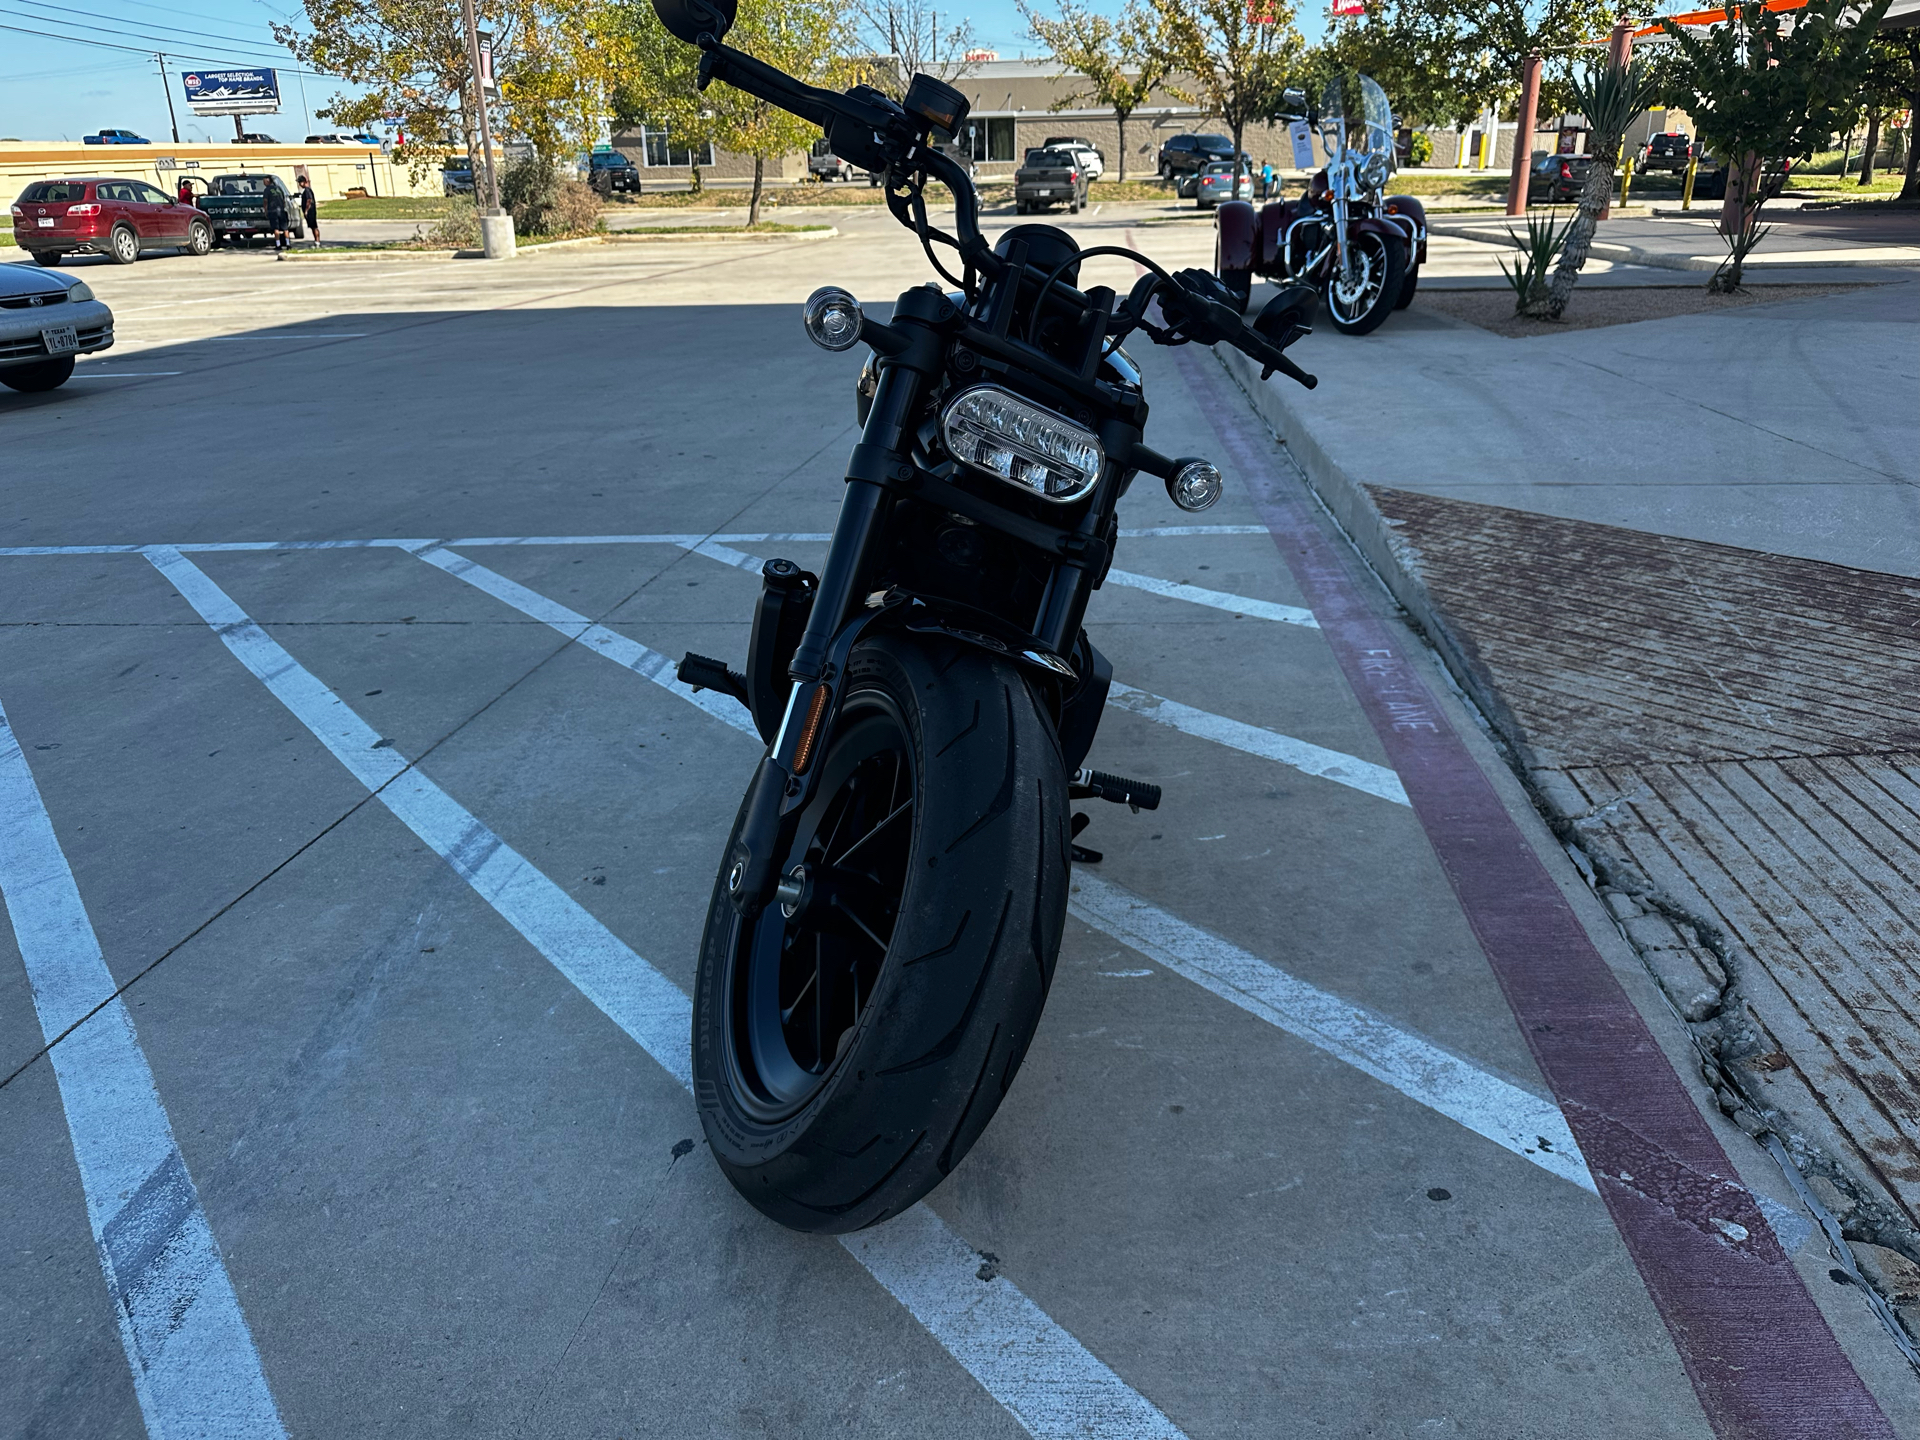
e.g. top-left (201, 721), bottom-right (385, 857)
top-left (37, 217), bottom-right (54, 227)
top-left (41, 325), bottom-right (79, 354)
top-left (1035, 189), bottom-right (1052, 195)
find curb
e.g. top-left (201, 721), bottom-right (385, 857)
top-left (601, 226), bottom-right (837, 243)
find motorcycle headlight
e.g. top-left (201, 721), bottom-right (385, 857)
top-left (941, 386), bottom-right (1104, 504)
top-left (66, 280), bottom-right (94, 303)
top-left (1360, 154), bottom-right (1390, 191)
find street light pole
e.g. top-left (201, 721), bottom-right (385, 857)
top-left (155, 52), bottom-right (180, 144)
top-left (1506, 52), bottom-right (1542, 216)
top-left (458, 0), bottom-right (501, 215)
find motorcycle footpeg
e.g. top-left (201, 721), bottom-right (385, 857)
top-left (1069, 811), bottom-right (1103, 864)
top-left (1069, 768), bottom-right (1161, 812)
top-left (677, 651), bottom-right (751, 709)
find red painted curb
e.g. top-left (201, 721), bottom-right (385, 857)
top-left (1177, 346), bottom-right (1894, 1439)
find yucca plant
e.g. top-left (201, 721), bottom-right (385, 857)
top-left (1500, 208), bottom-right (1576, 315)
top-left (1529, 56), bottom-right (1656, 320)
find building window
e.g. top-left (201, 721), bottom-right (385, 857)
top-left (966, 117), bottom-right (1016, 163)
top-left (640, 126), bottom-right (715, 168)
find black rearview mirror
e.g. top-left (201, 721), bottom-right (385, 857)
top-left (651, 0), bottom-right (735, 45)
top-left (1253, 284), bottom-right (1317, 347)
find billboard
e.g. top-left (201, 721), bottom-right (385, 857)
top-left (182, 69), bottom-right (281, 115)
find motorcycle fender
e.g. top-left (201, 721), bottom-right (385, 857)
top-left (1350, 214), bottom-right (1414, 260)
top-left (1382, 194), bottom-right (1428, 264)
top-left (1258, 202), bottom-right (1289, 272)
top-left (1215, 200), bottom-right (1256, 275)
top-left (1055, 635), bottom-right (1112, 773)
top-left (746, 562), bottom-right (817, 745)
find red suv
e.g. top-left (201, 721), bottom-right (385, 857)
top-left (11, 177), bottom-right (213, 267)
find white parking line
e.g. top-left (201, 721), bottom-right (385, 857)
top-left (1104, 682), bottom-right (1409, 806)
top-left (145, 545), bottom-right (1188, 1440)
top-left (408, 545), bottom-right (758, 736)
top-left (1068, 873), bottom-right (1815, 1251)
top-left (1103, 568), bottom-right (1319, 627)
top-left (1069, 873), bottom-right (1592, 1189)
top-left (0, 527), bottom-right (1271, 558)
top-left (0, 690), bottom-right (286, 1439)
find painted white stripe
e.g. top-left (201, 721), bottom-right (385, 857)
top-left (69, 371), bottom-right (184, 378)
top-left (844, 1206), bottom-right (1187, 1440)
top-left (144, 545), bottom-right (698, 1086)
top-left (407, 545), bottom-right (759, 737)
top-left (1104, 682), bottom-right (1409, 806)
top-left (0, 691), bottom-right (286, 1439)
top-left (1069, 872), bottom-right (1592, 1189)
top-left (1067, 874), bottom-right (1816, 1251)
top-left (1104, 568), bottom-right (1319, 628)
top-left (0, 527), bottom-right (1270, 558)
top-left (675, 537), bottom-right (766, 572)
top-left (148, 546), bottom-right (1187, 1439)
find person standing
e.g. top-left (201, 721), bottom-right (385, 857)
top-left (264, 176), bottom-right (291, 259)
top-left (296, 174), bottom-right (319, 247)
top-left (1260, 161), bottom-right (1274, 200)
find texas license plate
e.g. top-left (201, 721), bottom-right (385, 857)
top-left (37, 217), bottom-right (55, 227)
top-left (41, 325), bottom-right (79, 354)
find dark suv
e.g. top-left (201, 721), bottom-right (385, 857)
top-left (585, 149), bottom-right (641, 194)
top-left (1527, 153), bottom-right (1604, 205)
top-left (1640, 132), bottom-right (1692, 173)
top-left (1158, 133), bottom-right (1234, 187)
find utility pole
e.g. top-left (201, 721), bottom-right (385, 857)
top-left (155, 52), bottom-right (180, 143)
top-left (1507, 53), bottom-right (1541, 216)
top-left (459, 0), bottom-right (500, 212)
top-left (458, 0), bottom-right (513, 257)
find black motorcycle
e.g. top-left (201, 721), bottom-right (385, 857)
top-left (657, 0), bottom-right (1317, 1233)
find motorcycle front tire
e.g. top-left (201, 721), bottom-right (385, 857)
top-left (693, 633), bottom-right (1070, 1233)
top-left (1323, 232), bottom-right (1406, 337)
top-left (1396, 262), bottom-right (1419, 310)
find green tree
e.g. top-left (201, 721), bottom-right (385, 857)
top-left (711, 0), bottom-right (857, 224)
top-left (1653, 0), bottom-right (1889, 288)
top-left (603, 0), bottom-right (725, 192)
top-left (1019, 0), bottom-right (1172, 182)
top-left (1145, 0), bottom-right (1303, 168)
top-left (1851, 29), bottom-right (1920, 193)
top-left (276, 0), bottom-right (603, 178)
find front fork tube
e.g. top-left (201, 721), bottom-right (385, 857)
top-left (1331, 196), bottom-right (1354, 290)
top-left (729, 361), bottom-right (927, 915)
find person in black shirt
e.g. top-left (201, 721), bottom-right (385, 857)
top-left (264, 178), bottom-right (290, 258)
top-left (296, 174), bottom-right (319, 247)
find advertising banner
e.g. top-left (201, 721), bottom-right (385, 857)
top-left (182, 69), bottom-right (281, 115)
top-left (1288, 120), bottom-right (1315, 171)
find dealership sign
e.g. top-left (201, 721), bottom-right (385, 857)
top-left (182, 69), bottom-right (281, 115)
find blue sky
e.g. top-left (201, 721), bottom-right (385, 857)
top-left (1, 0), bottom-right (1335, 142)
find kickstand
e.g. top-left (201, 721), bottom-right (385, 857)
top-left (1070, 811), bottom-right (1102, 864)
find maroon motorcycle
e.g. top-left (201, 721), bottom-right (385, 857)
top-left (1215, 74), bottom-right (1427, 336)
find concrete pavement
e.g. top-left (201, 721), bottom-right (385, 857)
top-left (2, 219), bottom-right (1915, 1436)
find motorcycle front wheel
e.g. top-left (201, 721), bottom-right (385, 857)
top-left (693, 634), bottom-right (1069, 1233)
top-left (1323, 231), bottom-right (1406, 336)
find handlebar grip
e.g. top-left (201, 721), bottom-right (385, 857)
top-left (1235, 332), bottom-right (1317, 390)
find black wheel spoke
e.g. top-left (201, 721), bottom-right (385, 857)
top-left (832, 897), bottom-right (891, 953)
top-left (833, 798), bottom-right (910, 867)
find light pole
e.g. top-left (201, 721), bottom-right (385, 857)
top-left (458, 0), bottom-right (506, 223)
top-left (155, 53), bottom-right (180, 144)
top-left (1507, 52), bottom-right (1541, 216)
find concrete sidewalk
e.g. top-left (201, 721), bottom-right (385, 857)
top-left (1433, 207), bottom-right (1920, 272)
top-left (1222, 273), bottom-right (1920, 1361)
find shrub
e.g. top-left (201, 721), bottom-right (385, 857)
top-left (550, 178), bottom-right (605, 236)
top-left (500, 154), bottom-right (559, 235)
top-left (426, 197), bottom-right (480, 248)
top-left (1409, 132), bottom-right (1433, 166)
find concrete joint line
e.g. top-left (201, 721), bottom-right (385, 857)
top-left (143, 547), bottom-right (1188, 1440)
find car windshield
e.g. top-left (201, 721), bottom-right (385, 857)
top-left (22, 181), bottom-right (90, 202)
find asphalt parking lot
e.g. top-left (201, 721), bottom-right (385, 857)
top-left (3, 211), bottom-right (1916, 1437)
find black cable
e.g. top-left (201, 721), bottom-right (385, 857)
top-left (0, 16), bottom-right (324, 70)
top-left (1022, 244), bottom-right (1169, 346)
top-left (13, 0), bottom-right (298, 53)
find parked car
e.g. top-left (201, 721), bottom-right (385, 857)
top-left (442, 157), bottom-right (475, 195)
top-left (1158, 132), bottom-right (1234, 188)
top-left (0, 264), bottom-right (115, 392)
top-left (233, 132), bottom-right (279, 144)
top-left (1689, 151), bottom-right (1792, 201)
top-left (83, 129), bottom-right (149, 145)
top-left (1042, 135), bottom-right (1104, 180)
top-left (1193, 159), bottom-right (1252, 209)
top-left (1526, 153), bottom-right (1605, 205)
top-left (1013, 146), bottom-right (1089, 214)
top-left (583, 149), bottom-right (641, 193)
top-left (1639, 132), bottom-right (1692, 173)
top-left (194, 173), bottom-right (306, 244)
top-left (809, 138), bottom-right (858, 181)
top-left (11, 177), bottom-right (213, 265)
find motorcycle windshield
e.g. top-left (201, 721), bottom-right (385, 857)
top-left (1319, 72), bottom-right (1393, 160)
